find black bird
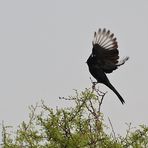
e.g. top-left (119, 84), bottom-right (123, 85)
top-left (86, 28), bottom-right (129, 104)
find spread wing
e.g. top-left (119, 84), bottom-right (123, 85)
top-left (92, 28), bottom-right (128, 73)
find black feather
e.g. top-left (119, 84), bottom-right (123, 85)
top-left (87, 28), bottom-right (129, 104)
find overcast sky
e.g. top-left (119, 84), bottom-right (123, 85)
top-left (0, 0), bottom-right (148, 141)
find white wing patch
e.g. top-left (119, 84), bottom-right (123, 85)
top-left (92, 28), bottom-right (118, 50)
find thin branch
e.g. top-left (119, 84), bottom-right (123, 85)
top-left (90, 77), bottom-right (107, 113)
top-left (108, 117), bottom-right (117, 141)
top-left (59, 97), bottom-right (76, 101)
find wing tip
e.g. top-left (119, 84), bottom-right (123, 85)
top-left (92, 28), bottom-right (118, 50)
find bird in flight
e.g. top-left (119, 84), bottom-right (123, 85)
top-left (86, 28), bottom-right (129, 104)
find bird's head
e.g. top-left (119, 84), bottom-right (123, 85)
top-left (86, 54), bottom-right (95, 66)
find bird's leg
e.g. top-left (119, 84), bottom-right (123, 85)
top-left (92, 81), bottom-right (98, 90)
top-left (89, 77), bottom-right (98, 91)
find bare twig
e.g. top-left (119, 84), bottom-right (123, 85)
top-left (90, 77), bottom-right (107, 113)
top-left (59, 97), bottom-right (76, 100)
top-left (108, 117), bottom-right (117, 141)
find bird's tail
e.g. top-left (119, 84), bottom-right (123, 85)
top-left (106, 82), bottom-right (125, 104)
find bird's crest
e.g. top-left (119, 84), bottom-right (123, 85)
top-left (92, 28), bottom-right (118, 50)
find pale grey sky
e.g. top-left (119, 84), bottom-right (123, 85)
top-left (0, 0), bottom-right (148, 140)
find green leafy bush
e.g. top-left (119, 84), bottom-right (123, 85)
top-left (1, 86), bottom-right (148, 148)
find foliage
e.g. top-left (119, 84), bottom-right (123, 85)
top-left (1, 85), bottom-right (148, 148)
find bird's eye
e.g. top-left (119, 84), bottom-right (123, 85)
top-left (91, 54), bottom-right (96, 57)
